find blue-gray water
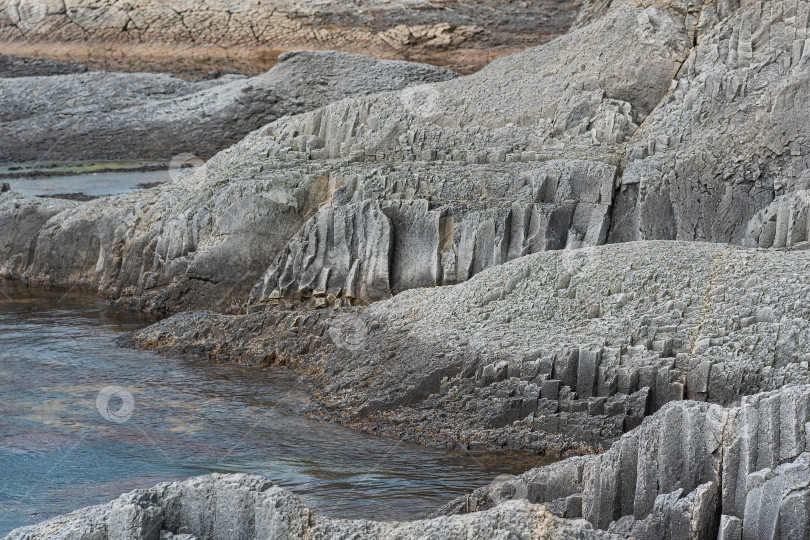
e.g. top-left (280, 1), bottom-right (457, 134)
top-left (3, 170), bottom-right (170, 197)
top-left (0, 281), bottom-right (550, 536)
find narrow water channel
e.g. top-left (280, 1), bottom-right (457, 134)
top-left (0, 281), bottom-right (551, 536)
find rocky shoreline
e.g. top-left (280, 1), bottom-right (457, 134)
top-left (4, 0), bottom-right (810, 538)
top-left (0, 0), bottom-right (580, 77)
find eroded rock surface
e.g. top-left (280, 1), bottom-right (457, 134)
top-left (0, 50), bottom-right (456, 163)
top-left (124, 241), bottom-right (810, 455)
top-left (0, 0), bottom-right (581, 76)
top-left (439, 384), bottom-right (810, 540)
top-left (3, 474), bottom-right (615, 540)
top-left (0, 0), bottom-right (742, 312)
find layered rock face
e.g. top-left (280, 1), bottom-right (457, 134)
top-left (0, 0), bottom-right (581, 76)
top-left (438, 384), bottom-right (810, 540)
top-left (125, 241), bottom-right (810, 455)
top-left (0, 51), bottom-right (456, 163)
top-left (0, 0), bottom-right (753, 312)
top-left (4, 474), bottom-right (614, 540)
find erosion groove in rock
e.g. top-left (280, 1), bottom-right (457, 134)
top-left (3, 474), bottom-right (615, 540)
top-left (0, 50), bottom-right (456, 163)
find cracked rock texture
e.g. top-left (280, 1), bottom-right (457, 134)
top-left (0, 0), bottom-right (756, 312)
top-left (0, 50), bottom-right (456, 163)
top-left (438, 384), bottom-right (810, 540)
top-left (0, 0), bottom-right (581, 76)
top-left (124, 241), bottom-right (810, 456)
top-left (3, 473), bottom-right (615, 540)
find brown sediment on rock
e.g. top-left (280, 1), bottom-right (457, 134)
top-left (0, 0), bottom-right (582, 77)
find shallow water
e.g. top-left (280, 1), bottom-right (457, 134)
top-left (3, 170), bottom-right (170, 197)
top-left (0, 281), bottom-right (552, 536)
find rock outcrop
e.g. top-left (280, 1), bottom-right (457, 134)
top-left (744, 190), bottom-right (810, 249)
top-left (610, 1), bottom-right (810, 244)
top-left (0, 0), bottom-right (581, 76)
top-left (0, 0), bottom-right (758, 311)
top-left (4, 1), bottom-right (810, 538)
top-left (3, 474), bottom-right (615, 540)
top-left (0, 51), bottom-right (456, 163)
top-left (124, 240), bottom-right (810, 455)
top-left (438, 384), bottom-right (810, 540)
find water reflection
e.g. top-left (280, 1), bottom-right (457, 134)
top-left (0, 281), bottom-right (552, 535)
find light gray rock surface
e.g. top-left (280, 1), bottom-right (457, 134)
top-left (124, 240), bottom-right (810, 455)
top-left (0, 50), bottom-right (456, 163)
top-left (744, 189), bottom-right (810, 249)
top-left (0, 0), bottom-right (756, 312)
top-left (3, 474), bottom-right (616, 540)
top-left (438, 384), bottom-right (810, 540)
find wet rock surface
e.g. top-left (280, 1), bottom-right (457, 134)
top-left (0, 53), bottom-right (87, 77)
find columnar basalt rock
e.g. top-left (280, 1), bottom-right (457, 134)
top-left (11, 387), bottom-right (810, 539)
top-left (124, 241), bottom-right (810, 456)
top-left (248, 160), bottom-right (615, 307)
top-left (611, 1), bottom-right (810, 244)
top-left (0, 0), bottom-right (713, 312)
top-left (437, 385), bottom-right (810, 539)
top-left (744, 190), bottom-right (810, 249)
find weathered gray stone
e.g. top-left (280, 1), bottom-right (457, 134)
top-left (0, 51), bottom-right (456, 163)
top-left (125, 241), bottom-right (810, 456)
top-left (3, 474), bottom-right (617, 540)
top-left (612, 1), bottom-right (810, 244)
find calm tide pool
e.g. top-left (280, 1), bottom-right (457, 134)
top-left (0, 281), bottom-right (551, 536)
top-left (3, 170), bottom-right (170, 198)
